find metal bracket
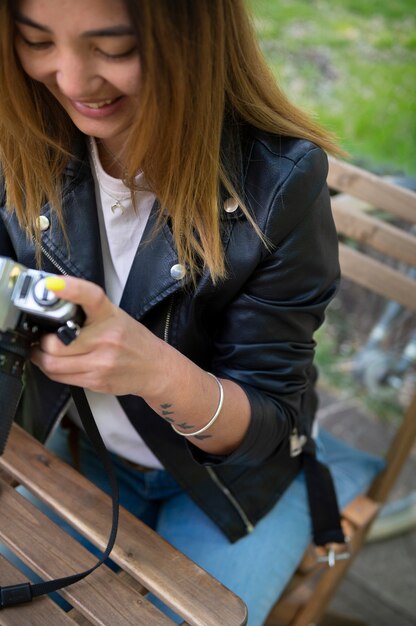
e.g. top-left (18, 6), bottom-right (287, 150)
top-left (315, 538), bottom-right (351, 568)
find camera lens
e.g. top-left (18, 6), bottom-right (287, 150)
top-left (33, 278), bottom-right (60, 307)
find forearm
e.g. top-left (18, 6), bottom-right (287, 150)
top-left (143, 340), bottom-right (251, 455)
top-left (30, 276), bottom-right (251, 456)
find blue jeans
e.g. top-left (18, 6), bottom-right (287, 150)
top-left (2, 425), bottom-right (384, 626)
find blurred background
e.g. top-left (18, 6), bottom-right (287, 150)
top-left (250, 0), bottom-right (416, 177)
top-left (250, 0), bottom-right (416, 442)
top-left (251, 3), bottom-right (416, 624)
top-left (250, 0), bottom-right (416, 432)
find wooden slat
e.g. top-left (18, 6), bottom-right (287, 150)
top-left (0, 554), bottom-right (78, 626)
top-left (68, 612), bottom-right (93, 626)
top-left (368, 392), bottom-right (416, 503)
top-left (339, 244), bottom-right (416, 312)
top-left (332, 194), bottom-right (416, 266)
top-left (0, 480), bottom-right (176, 626)
top-left (0, 467), bottom-right (16, 487)
top-left (69, 572), bottom-right (146, 626)
top-left (0, 425), bottom-right (248, 626)
top-left (328, 157), bottom-right (416, 223)
top-left (341, 495), bottom-right (380, 529)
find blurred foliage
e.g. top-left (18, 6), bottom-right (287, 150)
top-left (314, 288), bottom-right (415, 423)
top-left (314, 318), bottom-right (404, 422)
top-left (250, 0), bottom-right (416, 176)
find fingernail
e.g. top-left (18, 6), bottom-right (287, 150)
top-left (45, 276), bottom-right (66, 291)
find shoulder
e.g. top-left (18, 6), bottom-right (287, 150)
top-left (241, 128), bottom-right (330, 242)
top-left (243, 127), bottom-right (329, 205)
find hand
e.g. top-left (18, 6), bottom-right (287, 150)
top-left (30, 276), bottom-right (165, 397)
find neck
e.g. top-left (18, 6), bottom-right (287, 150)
top-left (96, 140), bottom-right (127, 179)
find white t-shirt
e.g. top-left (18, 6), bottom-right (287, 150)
top-left (67, 138), bottom-right (163, 469)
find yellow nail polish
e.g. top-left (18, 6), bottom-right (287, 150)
top-left (45, 276), bottom-right (66, 291)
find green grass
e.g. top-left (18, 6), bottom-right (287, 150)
top-left (250, 0), bottom-right (416, 176)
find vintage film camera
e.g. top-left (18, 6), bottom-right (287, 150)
top-left (0, 256), bottom-right (85, 454)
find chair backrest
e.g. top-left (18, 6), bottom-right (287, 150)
top-left (328, 157), bottom-right (416, 506)
top-left (267, 157), bottom-right (416, 626)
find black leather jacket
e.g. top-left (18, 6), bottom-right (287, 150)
top-left (0, 125), bottom-right (339, 542)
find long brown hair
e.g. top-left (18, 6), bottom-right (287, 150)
top-left (0, 0), bottom-right (342, 281)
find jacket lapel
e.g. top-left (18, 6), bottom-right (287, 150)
top-left (39, 143), bottom-right (105, 288)
top-left (41, 141), bottom-right (187, 319)
top-left (118, 202), bottom-right (188, 321)
top-left (45, 180), bottom-right (105, 286)
top-left (40, 125), bottom-right (249, 320)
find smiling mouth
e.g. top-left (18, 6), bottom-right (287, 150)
top-left (78, 97), bottom-right (122, 109)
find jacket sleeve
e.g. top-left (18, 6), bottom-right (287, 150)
top-left (193, 145), bottom-right (340, 467)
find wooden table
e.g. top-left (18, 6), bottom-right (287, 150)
top-left (0, 424), bottom-right (248, 626)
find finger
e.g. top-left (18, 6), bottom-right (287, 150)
top-left (39, 331), bottom-right (88, 356)
top-left (44, 276), bottom-right (113, 322)
top-left (31, 347), bottom-right (95, 378)
top-left (30, 349), bottom-right (113, 393)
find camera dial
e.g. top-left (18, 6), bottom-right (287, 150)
top-left (33, 278), bottom-right (60, 307)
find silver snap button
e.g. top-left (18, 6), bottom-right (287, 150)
top-left (170, 264), bottom-right (186, 280)
top-left (37, 215), bottom-right (50, 231)
top-left (223, 198), bottom-right (239, 213)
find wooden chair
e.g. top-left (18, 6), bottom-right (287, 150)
top-left (266, 158), bottom-right (416, 626)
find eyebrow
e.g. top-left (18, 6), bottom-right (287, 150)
top-left (14, 13), bottom-right (134, 37)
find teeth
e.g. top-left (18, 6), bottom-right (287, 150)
top-left (83, 99), bottom-right (114, 109)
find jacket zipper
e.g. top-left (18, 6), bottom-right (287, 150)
top-left (163, 294), bottom-right (175, 343)
top-left (206, 466), bottom-right (255, 533)
top-left (40, 244), bottom-right (69, 276)
top-left (38, 245), bottom-right (75, 434)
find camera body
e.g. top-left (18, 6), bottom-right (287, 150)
top-left (0, 256), bottom-right (85, 455)
top-left (0, 256), bottom-right (84, 341)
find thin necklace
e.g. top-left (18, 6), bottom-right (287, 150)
top-left (103, 189), bottom-right (130, 215)
top-left (90, 138), bottom-right (133, 214)
top-left (97, 140), bottom-right (128, 179)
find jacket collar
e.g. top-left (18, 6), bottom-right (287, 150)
top-left (41, 124), bottom-right (251, 319)
top-left (41, 135), bottom-right (187, 320)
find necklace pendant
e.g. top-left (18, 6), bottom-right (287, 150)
top-left (111, 200), bottom-right (124, 214)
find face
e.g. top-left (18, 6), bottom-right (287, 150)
top-left (14, 0), bottom-right (141, 156)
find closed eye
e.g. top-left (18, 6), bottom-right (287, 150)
top-left (19, 35), bottom-right (52, 50)
top-left (98, 46), bottom-right (137, 60)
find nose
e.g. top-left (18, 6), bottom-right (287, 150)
top-left (55, 52), bottom-right (103, 100)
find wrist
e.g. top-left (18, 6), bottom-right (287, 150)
top-left (137, 338), bottom-right (189, 404)
top-left (171, 373), bottom-right (224, 437)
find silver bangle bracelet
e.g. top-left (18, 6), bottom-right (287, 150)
top-left (171, 372), bottom-right (224, 437)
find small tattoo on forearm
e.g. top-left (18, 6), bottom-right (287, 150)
top-left (160, 402), bottom-right (175, 420)
top-left (159, 404), bottom-right (213, 440)
top-left (175, 422), bottom-right (195, 430)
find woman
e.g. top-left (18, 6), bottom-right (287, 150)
top-left (0, 0), bottom-right (383, 623)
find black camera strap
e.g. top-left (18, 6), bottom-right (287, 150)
top-left (302, 437), bottom-right (346, 546)
top-left (0, 386), bottom-right (119, 609)
top-left (0, 333), bottom-right (30, 457)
